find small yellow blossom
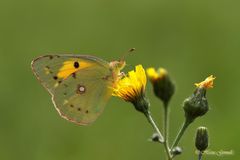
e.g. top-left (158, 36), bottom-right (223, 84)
top-left (147, 67), bottom-right (167, 82)
top-left (195, 75), bottom-right (216, 89)
top-left (112, 65), bottom-right (147, 102)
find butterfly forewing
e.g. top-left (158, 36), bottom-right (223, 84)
top-left (32, 55), bottom-right (110, 93)
top-left (31, 55), bottom-right (114, 125)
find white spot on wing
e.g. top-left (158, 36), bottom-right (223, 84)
top-left (79, 86), bottom-right (85, 92)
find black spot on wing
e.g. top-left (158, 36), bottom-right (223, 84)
top-left (74, 61), bottom-right (79, 68)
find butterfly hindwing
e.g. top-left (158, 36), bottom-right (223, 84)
top-left (32, 54), bottom-right (114, 125)
top-left (53, 68), bottom-right (113, 125)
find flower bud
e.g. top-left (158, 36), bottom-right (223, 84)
top-left (151, 132), bottom-right (161, 142)
top-left (147, 68), bottom-right (175, 106)
top-left (171, 146), bottom-right (182, 156)
top-left (183, 87), bottom-right (208, 122)
top-left (195, 126), bottom-right (209, 152)
top-left (183, 75), bottom-right (215, 122)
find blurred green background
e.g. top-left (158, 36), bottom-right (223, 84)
top-left (0, 0), bottom-right (239, 160)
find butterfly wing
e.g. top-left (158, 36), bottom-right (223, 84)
top-left (32, 55), bottom-right (114, 125)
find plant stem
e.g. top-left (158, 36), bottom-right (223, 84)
top-left (198, 152), bottom-right (203, 160)
top-left (163, 103), bottom-right (172, 160)
top-left (144, 112), bottom-right (164, 143)
top-left (171, 119), bottom-right (191, 150)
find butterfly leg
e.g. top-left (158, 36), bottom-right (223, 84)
top-left (118, 72), bottom-right (126, 78)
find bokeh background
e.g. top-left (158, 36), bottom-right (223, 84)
top-left (0, 0), bottom-right (239, 160)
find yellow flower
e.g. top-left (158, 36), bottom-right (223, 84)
top-left (194, 75), bottom-right (216, 89)
top-left (146, 67), bottom-right (167, 82)
top-left (113, 65), bottom-right (147, 103)
top-left (113, 65), bottom-right (164, 142)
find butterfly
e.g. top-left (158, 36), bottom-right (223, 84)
top-left (31, 53), bottom-right (129, 125)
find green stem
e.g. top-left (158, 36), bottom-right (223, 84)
top-left (171, 118), bottom-right (191, 150)
top-left (144, 112), bottom-right (164, 143)
top-left (198, 151), bottom-right (203, 160)
top-left (163, 104), bottom-right (172, 160)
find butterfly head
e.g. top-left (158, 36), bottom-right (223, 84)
top-left (109, 48), bottom-right (135, 76)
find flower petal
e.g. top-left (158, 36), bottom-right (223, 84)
top-left (195, 75), bottom-right (216, 89)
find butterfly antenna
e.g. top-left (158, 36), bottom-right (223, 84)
top-left (120, 48), bottom-right (135, 61)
